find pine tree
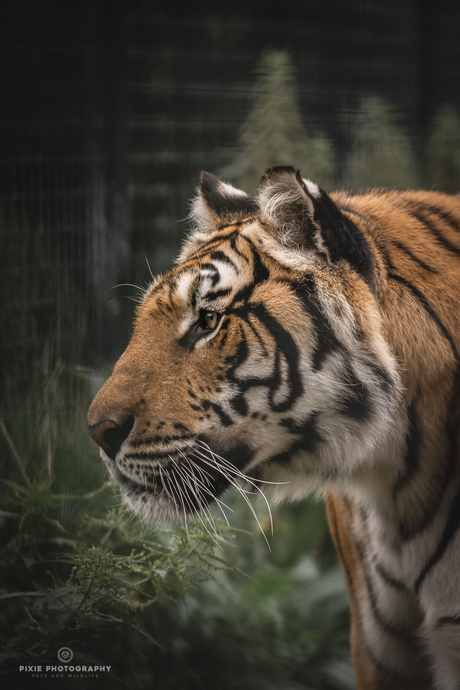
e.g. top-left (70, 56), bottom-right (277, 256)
top-left (343, 97), bottom-right (417, 190)
top-left (223, 50), bottom-right (335, 195)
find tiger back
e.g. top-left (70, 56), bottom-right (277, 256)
top-left (87, 166), bottom-right (460, 690)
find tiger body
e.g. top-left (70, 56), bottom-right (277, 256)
top-left (88, 166), bottom-right (460, 689)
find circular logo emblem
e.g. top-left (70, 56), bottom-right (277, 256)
top-left (57, 647), bottom-right (73, 663)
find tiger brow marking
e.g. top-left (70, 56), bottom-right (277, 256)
top-left (189, 235), bottom-right (250, 271)
top-left (209, 250), bottom-right (239, 271)
top-left (192, 229), bottom-right (241, 255)
top-left (216, 216), bottom-right (258, 231)
top-left (204, 288), bottom-right (232, 302)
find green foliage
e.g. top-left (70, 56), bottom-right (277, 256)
top-left (0, 479), bottom-right (230, 670)
top-left (425, 104), bottom-right (460, 193)
top-left (343, 96), bottom-right (418, 190)
top-left (224, 50), bottom-right (335, 194)
top-left (150, 494), bottom-right (355, 690)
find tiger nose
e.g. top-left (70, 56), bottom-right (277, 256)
top-left (87, 416), bottom-right (135, 460)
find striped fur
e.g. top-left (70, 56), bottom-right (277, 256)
top-left (88, 166), bottom-right (460, 689)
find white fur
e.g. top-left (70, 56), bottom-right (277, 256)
top-left (302, 177), bottom-right (321, 199)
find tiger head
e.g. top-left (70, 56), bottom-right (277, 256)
top-left (87, 166), bottom-right (403, 522)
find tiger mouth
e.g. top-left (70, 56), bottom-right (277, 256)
top-left (102, 446), bottom-right (234, 515)
top-left (102, 437), bottom-right (257, 516)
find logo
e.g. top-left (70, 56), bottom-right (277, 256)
top-left (57, 647), bottom-right (73, 664)
top-left (18, 647), bottom-right (112, 679)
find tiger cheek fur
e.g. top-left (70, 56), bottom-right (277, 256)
top-left (88, 166), bottom-right (460, 690)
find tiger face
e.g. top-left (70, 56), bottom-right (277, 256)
top-left (87, 166), bottom-right (403, 522)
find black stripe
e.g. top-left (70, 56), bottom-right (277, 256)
top-left (388, 273), bottom-right (460, 364)
top-left (353, 518), bottom-right (418, 642)
top-left (436, 614), bottom-right (460, 628)
top-left (210, 403), bottom-right (234, 426)
top-left (209, 250), bottom-right (239, 272)
top-left (331, 500), bottom-right (422, 680)
top-left (405, 374), bottom-right (458, 541)
top-left (374, 559), bottom-right (410, 592)
top-left (415, 481), bottom-right (460, 593)
top-left (391, 240), bottom-right (439, 273)
top-left (198, 264), bottom-right (220, 286)
top-left (193, 229), bottom-right (240, 255)
top-left (246, 317), bottom-right (269, 357)
top-left (423, 203), bottom-right (460, 234)
top-left (226, 303), bottom-right (303, 414)
top-left (231, 240), bottom-right (270, 305)
top-left (205, 288), bottom-right (231, 302)
top-left (384, 277), bottom-right (460, 541)
top-left (293, 277), bottom-right (343, 370)
top-left (405, 203), bottom-right (460, 257)
top-left (268, 413), bottom-right (323, 465)
top-left (336, 360), bottom-right (372, 421)
top-left (393, 403), bottom-right (419, 498)
top-left (329, 504), bottom-right (409, 678)
top-left (250, 303), bottom-right (303, 411)
top-left (315, 189), bottom-right (375, 287)
top-left (216, 216), bottom-right (258, 231)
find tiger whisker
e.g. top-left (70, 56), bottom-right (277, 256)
top-left (171, 460), bottom-right (221, 546)
top-left (193, 442), bottom-right (275, 538)
top-left (185, 458), bottom-right (233, 526)
top-left (182, 453), bottom-right (235, 514)
top-left (160, 464), bottom-right (190, 536)
top-left (190, 449), bottom-right (272, 550)
top-left (195, 439), bottom-right (290, 486)
top-left (171, 459), bottom-right (220, 538)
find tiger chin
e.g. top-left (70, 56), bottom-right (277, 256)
top-left (88, 166), bottom-right (460, 690)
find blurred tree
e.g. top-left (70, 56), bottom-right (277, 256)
top-left (223, 50), bottom-right (335, 195)
top-left (343, 96), bottom-right (417, 190)
top-left (425, 104), bottom-right (460, 194)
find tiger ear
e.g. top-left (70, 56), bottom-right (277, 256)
top-left (192, 171), bottom-right (260, 231)
top-left (258, 166), bottom-right (375, 285)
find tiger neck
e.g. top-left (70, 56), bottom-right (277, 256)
top-left (351, 386), bottom-right (460, 554)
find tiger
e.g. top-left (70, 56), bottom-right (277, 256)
top-left (87, 165), bottom-right (460, 689)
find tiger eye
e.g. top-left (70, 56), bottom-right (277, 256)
top-left (204, 311), bottom-right (218, 329)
